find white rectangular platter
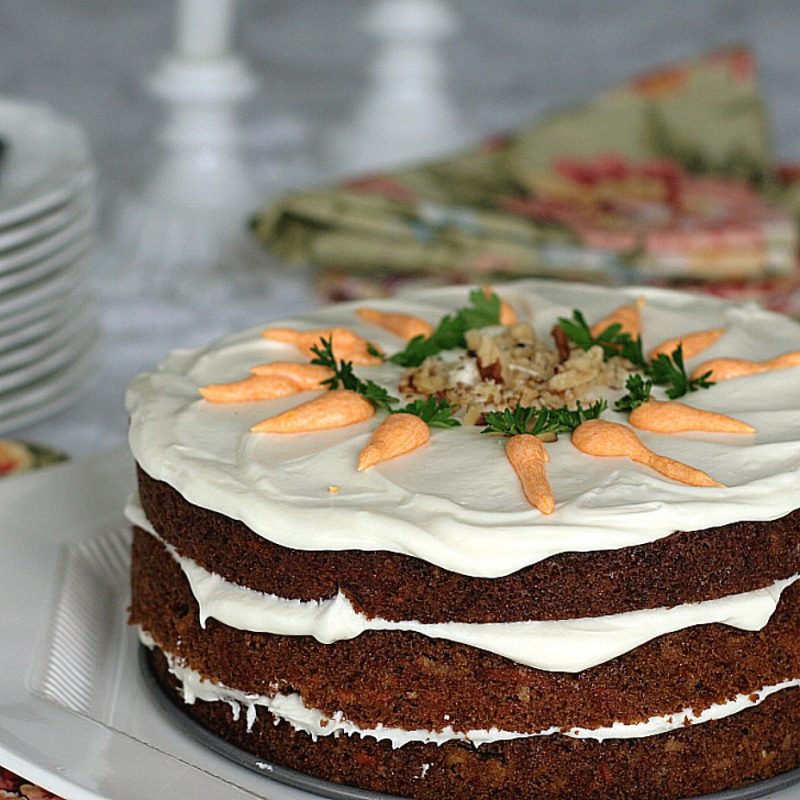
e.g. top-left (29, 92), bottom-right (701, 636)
top-left (0, 448), bottom-right (311, 800)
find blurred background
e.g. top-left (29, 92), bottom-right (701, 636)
top-left (4, 1), bottom-right (799, 194)
top-left (5, 1), bottom-right (800, 185)
top-left (2, 6), bottom-right (800, 799)
top-left (0, 0), bottom-right (799, 458)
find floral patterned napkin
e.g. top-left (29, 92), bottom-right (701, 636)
top-left (1, 768), bottom-right (63, 800)
top-left (0, 440), bottom-right (67, 480)
top-left (252, 46), bottom-right (800, 310)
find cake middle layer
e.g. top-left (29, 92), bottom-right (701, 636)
top-left (126, 492), bottom-right (800, 673)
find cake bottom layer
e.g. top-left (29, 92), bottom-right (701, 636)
top-left (146, 645), bottom-right (800, 800)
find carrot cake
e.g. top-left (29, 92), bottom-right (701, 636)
top-left (127, 280), bottom-right (800, 799)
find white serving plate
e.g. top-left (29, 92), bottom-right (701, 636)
top-left (0, 297), bottom-right (94, 374)
top-left (0, 309), bottom-right (97, 396)
top-left (0, 451), bottom-right (798, 800)
top-left (0, 212), bottom-right (93, 280)
top-left (0, 449), bottom-right (329, 800)
top-left (0, 341), bottom-right (99, 434)
top-left (0, 96), bottom-right (93, 228)
top-left (0, 257), bottom-right (89, 320)
top-left (0, 281), bottom-right (86, 338)
top-left (0, 287), bottom-right (89, 350)
top-left (0, 287), bottom-right (70, 336)
top-left (0, 231), bottom-right (93, 298)
top-left (0, 189), bottom-right (91, 252)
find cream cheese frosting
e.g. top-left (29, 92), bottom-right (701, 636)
top-left (126, 280), bottom-right (800, 578)
top-left (128, 495), bottom-right (798, 673)
top-left (142, 632), bottom-right (800, 747)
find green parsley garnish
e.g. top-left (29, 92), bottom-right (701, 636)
top-left (366, 341), bottom-right (386, 360)
top-left (310, 337), bottom-right (398, 411)
top-left (613, 345), bottom-right (714, 407)
top-left (459, 289), bottom-right (501, 332)
top-left (614, 374), bottom-right (653, 412)
top-left (310, 337), bottom-right (461, 424)
top-left (558, 310), bottom-right (647, 368)
top-left (648, 344), bottom-right (714, 399)
top-left (481, 399), bottom-right (607, 437)
top-left (393, 397), bottom-right (461, 428)
top-left (389, 289), bottom-right (501, 368)
top-left (560, 309), bottom-right (715, 401)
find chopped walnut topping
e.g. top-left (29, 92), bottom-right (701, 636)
top-left (398, 324), bottom-right (627, 422)
top-left (551, 323), bottom-right (571, 362)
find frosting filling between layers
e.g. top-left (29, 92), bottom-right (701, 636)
top-left (141, 631), bottom-right (800, 747)
top-left (128, 495), bottom-right (799, 672)
top-left (125, 281), bottom-right (800, 578)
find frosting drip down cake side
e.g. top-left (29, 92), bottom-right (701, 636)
top-left (127, 279), bottom-right (800, 800)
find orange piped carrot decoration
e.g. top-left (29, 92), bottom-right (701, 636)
top-left (357, 413), bottom-right (430, 470)
top-left (201, 362), bottom-right (332, 403)
top-left (506, 434), bottom-right (555, 514)
top-left (648, 328), bottom-right (725, 361)
top-left (200, 375), bottom-right (301, 403)
top-left (482, 285), bottom-right (518, 326)
top-left (357, 308), bottom-right (434, 341)
top-left (248, 362), bottom-right (333, 388)
top-left (691, 351), bottom-right (800, 382)
top-left (590, 299), bottom-right (644, 338)
top-left (262, 327), bottom-right (383, 365)
top-left (250, 390), bottom-right (374, 433)
top-left (572, 419), bottom-right (724, 488)
top-left (629, 400), bottom-right (754, 434)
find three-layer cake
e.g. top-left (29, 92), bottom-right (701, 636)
top-left (128, 280), bottom-right (800, 799)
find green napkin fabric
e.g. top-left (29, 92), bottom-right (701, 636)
top-left (253, 47), bottom-right (797, 294)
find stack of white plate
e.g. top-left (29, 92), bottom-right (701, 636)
top-left (0, 96), bottom-right (99, 434)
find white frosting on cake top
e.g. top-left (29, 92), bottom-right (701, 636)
top-left (126, 280), bottom-right (800, 578)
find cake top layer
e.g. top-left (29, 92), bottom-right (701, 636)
top-left (126, 280), bottom-right (800, 578)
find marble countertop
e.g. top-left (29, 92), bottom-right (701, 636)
top-left (0, 0), bottom-right (799, 458)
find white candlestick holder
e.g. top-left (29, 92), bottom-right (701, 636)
top-left (110, 0), bottom-right (261, 297)
top-left (326, 0), bottom-right (475, 177)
